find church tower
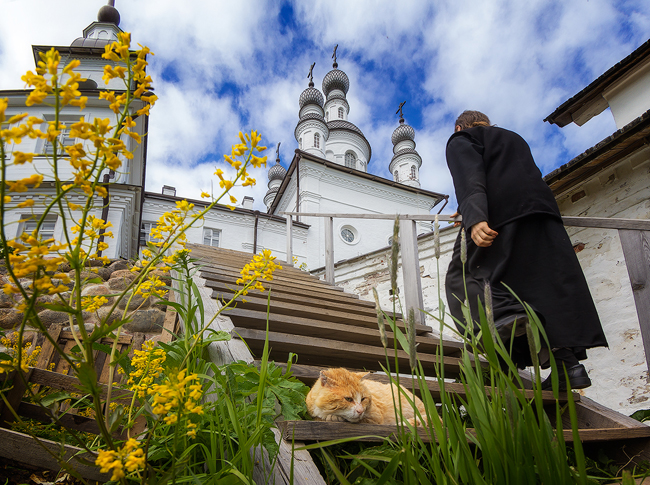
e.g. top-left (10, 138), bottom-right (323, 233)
top-left (321, 46), bottom-right (371, 171)
top-left (294, 64), bottom-right (328, 157)
top-left (390, 103), bottom-right (422, 188)
top-left (264, 144), bottom-right (287, 210)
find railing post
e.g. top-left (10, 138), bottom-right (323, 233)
top-left (619, 228), bottom-right (650, 369)
top-left (286, 215), bottom-right (293, 266)
top-left (325, 216), bottom-right (334, 284)
top-left (400, 218), bottom-right (425, 326)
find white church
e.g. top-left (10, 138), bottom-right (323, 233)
top-left (1, 1), bottom-right (448, 271)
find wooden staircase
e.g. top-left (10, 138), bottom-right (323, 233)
top-left (188, 244), bottom-right (650, 483)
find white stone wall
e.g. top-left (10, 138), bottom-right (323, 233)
top-left (603, 57), bottom-right (650, 129)
top-left (318, 147), bottom-right (650, 415)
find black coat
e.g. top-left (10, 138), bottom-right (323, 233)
top-left (446, 126), bottom-right (561, 230)
top-left (444, 126), bottom-right (607, 361)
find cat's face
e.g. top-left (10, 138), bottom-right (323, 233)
top-left (311, 369), bottom-right (371, 423)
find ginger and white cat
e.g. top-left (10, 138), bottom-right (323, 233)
top-left (306, 368), bottom-right (428, 426)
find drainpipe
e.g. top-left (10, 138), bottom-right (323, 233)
top-left (295, 158), bottom-right (300, 223)
top-left (96, 169), bottom-right (114, 258)
top-left (253, 210), bottom-right (259, 253)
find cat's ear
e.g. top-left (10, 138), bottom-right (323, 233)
top-left (355, 371), bottom-right (370, 379)
top-left (319, 370), bottom-right (329, 386)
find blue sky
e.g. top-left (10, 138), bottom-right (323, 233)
top-left (1, 0), bottom-right (649, 211)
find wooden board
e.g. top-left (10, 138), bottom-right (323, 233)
top-left (0, 427), bottom-right (108, 481)
top-left (278, 420), bottom-right (650, 444)
top-left (233, 327), bottom-right (464, 378)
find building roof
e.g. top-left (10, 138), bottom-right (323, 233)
top-left (544, 39), bottom-right (650, 127)
top-left (544, 108), bottom-right (650, 195)
top-left (268, 149), bottom-right (448, 214)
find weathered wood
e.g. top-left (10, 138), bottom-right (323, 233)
top-left (564, 216), bottom-right (650, 231)
top-left (325, 216), bottom-right (334, 284)
top-left (400, 218), bottom-right (425, 327)
top-left (159, 291), bottom-right (178, 344)
top-left (29, 368), bottom-right (134, 404)
top-left (18, 401), bottom-right (100, 435)
top-left (286, 214), bottom-right (293, 266)
top-left (0, 368), bottom-right (33, 426)
top-left (233, 327), bottom-right (464, 377)
top-left (619, 229), bottom-right (650, 369)
top-left (208, 279), bottom-right (396, 319)
top-left (0, 427), bottom-right (108, 481)
top-left (278, 420), bottom-right (650, 444)
top-left (35, 324), bottom-right (63, 370)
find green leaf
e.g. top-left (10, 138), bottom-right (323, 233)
top-left (39, 391), bottom-right (73, 407)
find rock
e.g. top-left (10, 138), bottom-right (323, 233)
top-left (108, 260), bottom-right (130, 272)
top-left (37, 309), bottom-right (71, 327)
top-left (0, 291), bottom-right (17, 309)
top-left (58, 262), bottom-right (72, 273)
top-left (63, 323), bottom-right (96, 333)
top-left (0, 309), bottom-right (22, 329)
top-left (117, 291), bottom-right (151, 311)
top-left (96, 267), bottom-right (113, 281)
top-left (107, 270), bottom-right (138, 291)
top-left (68, 270), bottom-right (103, 285)
top-left (81, 284), bottom-right (115, 303)
top-left (96, 306), bottom-right (122, 325)
top-left (86, 259), bottom-right (105, 268)
top-left (123, 308), bottom-right (165, 333)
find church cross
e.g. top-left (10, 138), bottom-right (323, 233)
top-left (396, 101), bottom-right (406, 120)
top-left (307, 63), bottom-right (315, 84)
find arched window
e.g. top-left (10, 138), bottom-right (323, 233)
top-left (338, 107), bottom-right (344, 119)
top-left (326, 111), bottom-right (329, 121)
top-left (410, 166), bottom-right (416, 179)
top-left (345, 151), bottom-right (356, 168)
top-left (314, 132), bottom-right (320, 148)
top-left (299, 138), bottom-right (302, 150)
top-left (394, 170), bottom-right (399, 182)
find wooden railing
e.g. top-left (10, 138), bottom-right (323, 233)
top-left (281, 212), bottom-right (650, 368)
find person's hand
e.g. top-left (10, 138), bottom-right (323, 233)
top-left (450, 211), bottom-right (461, 228)
top-left (471, 221), bottom-right (498, 247)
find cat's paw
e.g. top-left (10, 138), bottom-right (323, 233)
top-left (324, 415), bottom-right (346, 422)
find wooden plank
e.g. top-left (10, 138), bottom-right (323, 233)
top-left (619, 229), bottom-right (650, 369)
top-left (564, 216), bottom-right (650, 231)
top-left (325, 216), bottom-right (334, 284)
top-left (400, 219), bottom-right (425, 327)
top-left (233, 327), bottom-right (464, 377)
top-left (0, 368), bottom-right (34, 426)
top-left (35, 324), bottom-right (63, 370)
top-left (286, 214), bottom-right (293, 266)
top-left (278, 421), bottom-right (650, 444)
top-left (226, 306), bottom-right (433, 341)
top-left (159, 302), bottom-right (178, 344)
top-left (18, 401), bottom-right (100, 435)
top-left (208, 279), bottom-right (397, 319)
top-left (59, 330), bottom-right (133, 345)
top-left (0, 427), bottom-right (108, 481)
top-left (29, 368), bottom-right (135, 404)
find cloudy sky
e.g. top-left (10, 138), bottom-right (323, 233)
top-left (1, 0), bottom-right (649, 211)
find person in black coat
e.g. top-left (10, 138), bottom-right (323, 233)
top-left (445, 110), bottom-right (608, 389)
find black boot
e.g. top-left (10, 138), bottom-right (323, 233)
top-left (541, 348), bottom-right (591, 391)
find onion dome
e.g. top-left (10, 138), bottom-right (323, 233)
top-left (98, 1), bottom-right (120, 25)
top-left (268, 159), bottom-right (286, 181)
top-left (391, 120), bottom-right (415, 146)
top-left (299, 86), bottom-right (324, 110)
top-left (322, 68), bottom-right (350, 98)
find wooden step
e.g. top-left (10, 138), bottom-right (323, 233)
top-left (207, 279), bottom-right (404, 320)
top-left (260, 361), bottom-right (576, 405)
top-left (277, 420), bottom-right (650, 444)
top-left (225, 306), bottom-right (435, 344)
top-left (233, 327), bottom-right (465, 377)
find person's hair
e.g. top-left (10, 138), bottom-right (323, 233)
top-left (454, 110), bottom-right (491, 130)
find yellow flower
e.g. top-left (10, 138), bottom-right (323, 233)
top-left (229, 195), bottom-right (237, 204)
top-left (12, 152), bottom-right (36, 165)
top-left (200, 191), bottom-right (210, 198)
top-left (16, 199), bottom-right (34, 208)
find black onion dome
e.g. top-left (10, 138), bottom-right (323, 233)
top-left (322, 69), bottom-right (350, 97)
top-left (299, 87), bottom-right (324, 109)
top-left (268, 161), bottom-right (287, 181)
top-left (391, 122), bottom-right (415, 145)
top-left (98, 4), bottom-right (120, 25)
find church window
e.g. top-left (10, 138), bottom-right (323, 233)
top-left (139, 221), bottom-right (157, 247)
top-left (299, 138), bottom-right (302, 150)
top-left (326, 111), bottom-right (329, 121)
top-left (410, 166), bottom-right (416, 179)
top-left (394, 170), bottom-right (399, 182)
top-left (22, 214), bottom-right (57, 240)
top-left (41, 115), bottom-right (80, 155)
top-left (203, 228), bottom-right (221, 247)
top-left (314, 132), bottom-right (320, 148)
top-left (338, 107), bottom-right (344, 119)
top-left (339, 225), bottom-right (358, 244)
top-left (345, 151), bottom-right (356, 168)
